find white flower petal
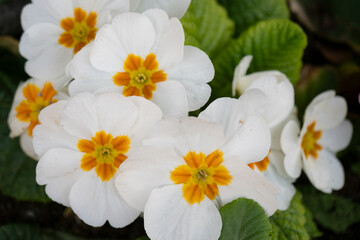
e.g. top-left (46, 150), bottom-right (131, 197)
top-left (133, 0), bottom-right (191, 18)
top-left (32, 0), bottom-right (73, 21)
top-left (144, 184), bottom-right (222, 240)
top-left (69, 173), bottom-right (108, 227)
top-left (263, 165), bottom-right (296, 211)
top-left (223, 115), bottom-right (271, 164)
top-left (305, 95), bottom-right (347, 130)
top-left (126, 96), bottom-right (163, 142)
top-left (68, 44), bottom-right (114, 96)
top-left (20, 133), bottom-right (38, 160)
top-left (281, 120), bottom-right (300, 153)
top-left (305, 90), bottom-right (335, 117)
top-left (36, 148), bottom-right (82, 182)
top-left (43, 170), bottom-right (83, 206)
top-left (148, 12), bottom-right (184, 69)
top-left (25, 42), bottom-right (73, 80)
top-left (21, 4), bottom-right (58, 30)
top-left (199, 97), bottom-right (247, 139)
top-left (89, 24), bottom-right (128, 73)
top-left (33, 101), bottom-right (78, 157)
top-left (20, 23), bottom-right (63, 60)
top-left (105, 181), bottom-right (140, 228)
top-left (111, 12), bottom-right (155, 57)
top-left (151, 81), bottom-right (188, 118)
top-left (320, 119), bottom-right (353, 153)
top-left (283, 146), bottom-right (302, 179)
top-left (94, 93), bottom-right (138, 136)
top-left (167, 46), bottom-right (214, 111)
top-left (220, 156), bottom-right (278, 216)
top-left (245, 75), bottom-right (294, 128)
top-left (116, 146), bottom-right (181, 211)
top-left (232, 55), bottom-right (253, 96)
top-left (302, 150), bottom-right (345, 193)
top-left (60, 92), bottom-right (99, 139)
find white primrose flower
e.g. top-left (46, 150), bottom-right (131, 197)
top-left (115, 117), bottom-right (278, 240)
top-left (19, 0), bottom-right (129, 82)
top-left (199, 88), bottom-right (296, 211)
top-left (281, 90), bottom-right (353, 193)
top-left (130, 0), bottom-right (191, 18)
top-left (33, 92), bottom-right (162, 227)
top-left (68, 9), bottom-right (214, 118)
top-left (7, 78), bottom-right (67, 160)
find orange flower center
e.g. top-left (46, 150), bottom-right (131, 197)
top-left (301, 121), bottom-right (322, 159)
top-left (113, 53), bottom-right (167, 100)
top-left (77, 131), bottom-right (130, 181)
top-left (170, 150), bottom-right (232, 205)
top-left (248, 151), bottom-right (270, 172)
top-left (58, 7), bottom-right (97, 54)
top-left (15, 82), bottom-right (57, 136)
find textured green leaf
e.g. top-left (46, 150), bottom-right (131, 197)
top-left (219, 198), bottom-right (272, 240)
top-left (0, 47), bottom-right (49, 202)
top-left (218, 0), bottom-right (289, 36)
top-left (181, 0), bottom-right (234, 58)
top-left (303, 205), bottom-right (322, 238)
top-left (300, 185), bottom-right (360, 233)
top-left (212, 19), bottom-right (307, 99)
top-left (270, 191), bottom-right (310, 240)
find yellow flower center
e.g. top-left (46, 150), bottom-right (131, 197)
top-left (301, 121), bottom-right (322, 159)
top-left (170, 150), bottom-right (232, 205)
top-left (77, 131), bottom-right (130, 181)
top-left (113, 53), bottom-right (167, 100)
top-left (58, 7), bottom-right (98, 54)
top-left (248, 151), bottom-right (270, 172)
top-left (15, 82), bottom-right (57, 136)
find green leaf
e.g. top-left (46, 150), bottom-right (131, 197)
top-left (300, 185), bottom-right (360, 233)
top-left (218, 0), bottom-right (289, 36)
top-left (303, 206), bottom-right (322, 238)
top-left (212, 19), bottom-right (307, 99)
top-left (270, 191), bottom-right (310, 240)
top-left (181, 0), bottom-right (235, 58)
top-left (219, 198), bottom-right (272, 240)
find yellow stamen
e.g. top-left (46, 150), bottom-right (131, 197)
top-left (15, 82), bottom-right (57, 136)
top-left (113, 53), bottom-right (167, 100)
top-left (170, 150), bottom-right (232, 204)
top-left (77, 131), bottom-right (130, 181)
top-left (301, 121), bottom-right (322, 159)
top-left (58, 8), bottom-right (98, 54)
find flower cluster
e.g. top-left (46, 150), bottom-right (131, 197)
top-left (7, 0), bottom-right (353, 239)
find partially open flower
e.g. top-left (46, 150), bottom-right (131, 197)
top-left (8, 78), bottom-right (66, 159)
top-left (116, 116), bottom-right (278, 240)
top-left (20, 0), bottom-right (129, 82)
top-left (68, 9), bottom-right (214, 118)
top-left (33, 92), bottom-right (162, 227)
top-left (281, 90), bottom-right (353, 193)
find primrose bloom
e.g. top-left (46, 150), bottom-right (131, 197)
top-left (116, 116), bottom-right (278, 240)
top-left (130, 0), bottom-right (191, 18)
top-left (8, 78), bottom-right (65, 159)
top-left (68, 9), bottom-right (214, 118)
top-left (33, 92), bottom-right (162, 227)
top-left (19, 0), bottom-right (129, 82)
top-left (200, 88), bottom-right (296, 210)
top-left (281, 90), bottom-right (353, 193)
